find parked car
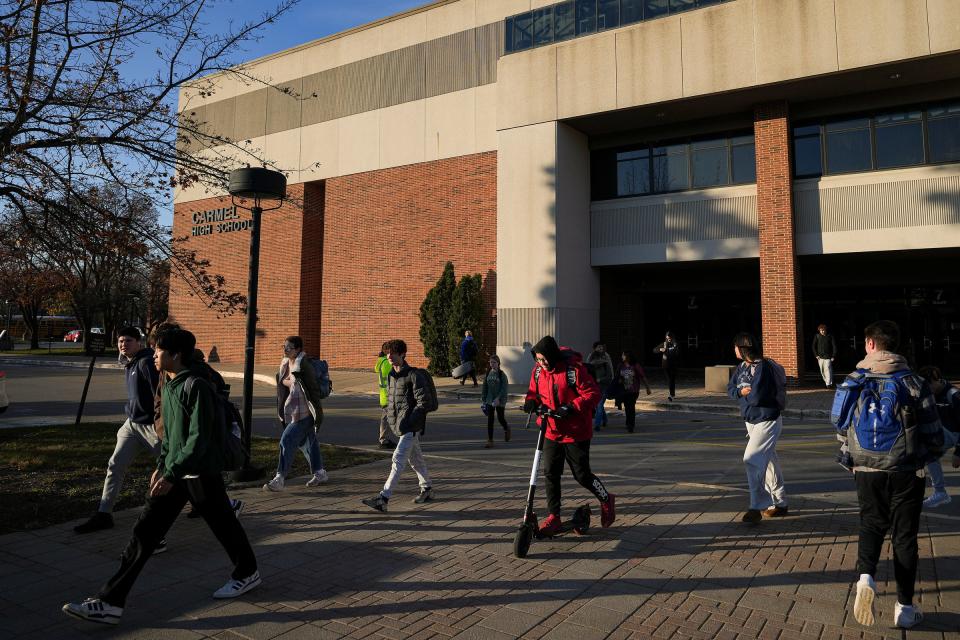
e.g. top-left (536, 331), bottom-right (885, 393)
top-left (63, 329), bottom-right (82, 342)
top-left (90, 327), bottom-right (104, 334)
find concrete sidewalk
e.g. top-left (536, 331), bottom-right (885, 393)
top-left (5, 452), bottom-right (959, 639)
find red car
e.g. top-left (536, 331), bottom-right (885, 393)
top-left (64, 329), bottom-right (82, 342)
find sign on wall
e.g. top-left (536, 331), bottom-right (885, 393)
top-left (191, 206), bottom-right (251, 237)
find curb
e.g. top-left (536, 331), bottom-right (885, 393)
top-left (0, 357), bottom-right (123, 371)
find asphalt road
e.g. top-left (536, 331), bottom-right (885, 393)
top-left (4, 363), bottom-right (960, 521)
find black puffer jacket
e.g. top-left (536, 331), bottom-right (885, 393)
top-left (386, 363), bottom-right (429, 436)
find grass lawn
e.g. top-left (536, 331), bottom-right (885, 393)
top-left (0, 422), bottom-right (386, 535)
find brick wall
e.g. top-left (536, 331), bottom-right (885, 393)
top-left (169, 182), bottom-right (323, 366)
top-left (169, 152), bottom-right (498, 369)
top-left (754, 102), bottom-right (803, 380)
top-left (322, 152), bottom-right (498, 369)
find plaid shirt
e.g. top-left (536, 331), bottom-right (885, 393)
top-left (280, 358), bottom-right (310, 425)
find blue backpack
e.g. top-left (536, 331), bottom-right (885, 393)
top-left (307, 357), bottom-right (332, 399)
top-left (831, 369), bottom-right (920, 470)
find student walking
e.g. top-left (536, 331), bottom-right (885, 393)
top-left (653, 331), bottom-right (681, 401)
top-left (458, 330), bottom-right (479, 386)
top-left (586, 341), bottom-right (614, 430)
top-left (812, 324), bottom-right (837, 387)
top-left (523, 335), bottom-right (615, 535)
top-left (727, 332), bottom-right (788, 524)
top-left (615, 351), bottom-right (651, 432)
top-left (74, 327), bottom-right (161, 535)
top-left (62, 328), bottom-right (260, 626)
top-left (263, 336), bottom-right (328, 492)
top-left (833, 321), bottom-right (944, 629)
top-left (481, 355), bottom-right (510, 447)
top-left (362, 339), bottom-right (434, 511)
top-left (376, 347), bottom-right (397, 449)
top-left (916, 366), bottom-right (960, 508)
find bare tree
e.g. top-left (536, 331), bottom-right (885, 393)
top-left (0, 222), bottom-right (62, 348)
top-left (0, 0), bottom-right (297, 313)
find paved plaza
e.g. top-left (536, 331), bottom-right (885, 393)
top-left (2, 360), bottom-right (960, 638)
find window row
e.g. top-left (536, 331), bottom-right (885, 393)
top-left (504, 0), bottom-right (731, 54)
top-left (592, 134), bottom-right (756, 200)
top-left (794, 102), bottom-right (960, 177)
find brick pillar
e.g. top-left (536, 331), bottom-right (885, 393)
top-left (754, 101), bottom-right (803, 382)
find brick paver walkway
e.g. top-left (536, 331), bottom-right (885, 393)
top-left (4, 454), bottom-right (959, 639)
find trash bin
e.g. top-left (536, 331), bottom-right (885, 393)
top-left (705, 365), bottom-right (736, 393)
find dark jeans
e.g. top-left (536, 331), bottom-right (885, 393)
top-left (665, 368), bottom-right (677, 397)
top-left (486, 405), bottom-right (508, 439)
top-left (855, 470), bottom-right (925, 605)
top-left (98, 474), bottom-right (257, 607)
top-left (622, 391), bottom-right (640, 429)
top-left (543, 438), bottom-right (610, 516)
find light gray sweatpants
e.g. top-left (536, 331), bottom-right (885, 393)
top-left (381, 431), bottom-right (431, 499)
top-left (99, 418), bottom-right (161, 513)
top-left (817, 357), bottom-right (833, 387)
top-left (743, 417), bottom-right (787, 510)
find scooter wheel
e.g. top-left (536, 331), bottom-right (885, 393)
top-left (513, 524), bottom-right (534, 558)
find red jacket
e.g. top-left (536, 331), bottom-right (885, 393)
top-left (525, 349), bottom-right (601, 443)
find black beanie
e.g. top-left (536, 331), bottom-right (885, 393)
top-left (532, 335), bottom-right (563, 369)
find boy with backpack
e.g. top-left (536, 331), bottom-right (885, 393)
top-left (832, 321), bottom-right (944, 629)
top-left (62, 328), bottom-right (260, 626)
top-left (263, 336), bottom-right (329, 492)
top-left (916, 366), bottom-right (960, 508)
top-left (523, 335), bottom-right (615, 536)
top-left (727, 332), bottom-right (788, 524)
top-left (363, 339), bottom-right (437, 511)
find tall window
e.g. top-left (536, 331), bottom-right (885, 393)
top-left (928, 103), bottom-right (960, 163)
top-left (575, 0), bottom-right (597, 35)
top-left (653, 144), bottom-right (690, 192)
top-left (875, 110), bottom-right (923, 169)
top-left (793, 125), bottom-right (822, 178)
top-left (597, 0), bottom-right (620, 30)
top-left (532, 8), bottom-right (554, 46)
top-left (617, 149), bottom-right (651, 196)
top-left (621, 0), bottom-right (645, 24)
top-left (554, 1), bottom-right (576, 41)
top-left (731, 135), bottom-right (757, 184)
top-left (691, 139), bottom-right (728, 188)
top-left (824, 118), bottom-right (871, 174)
top-left (645, 0), bottom-right (669, 19)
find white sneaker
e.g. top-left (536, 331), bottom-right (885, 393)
top-left (212, 570), bottom-right (262, 599)
top-left (894, 602), bottom-right (923, 628)
top-left (62, 598), bottom-right (123, 625)
top-left (923, 491), bottom-right (951, 509)
top-left (306, 469), bottom-right (328, 487)
top-left (262, 474), bottom-right (284, 492)
top-left (853, 574), bottom-right (877, 626)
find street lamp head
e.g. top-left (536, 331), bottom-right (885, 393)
top-left (228, 167), bottom-right (286, 210)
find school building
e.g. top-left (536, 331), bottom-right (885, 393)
top-left (172, 0), bottom-right (960, 383)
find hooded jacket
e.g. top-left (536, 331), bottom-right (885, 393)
top-left (525, 336), bottom-right (600, 443)
top-left (124, 347), bottom-right (159, 425)
top-left (845, 350), bottom-right (944, 472)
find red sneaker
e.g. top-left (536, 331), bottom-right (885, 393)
top-left (601, 493), bottom-right (616, 528)
top-left (538, 513), bottom-right (562, 537)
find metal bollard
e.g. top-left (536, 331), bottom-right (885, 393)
top-left (0, 371), bottom-right (8, 414)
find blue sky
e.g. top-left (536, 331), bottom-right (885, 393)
top-left (153, 0), bottom-right (429, 225)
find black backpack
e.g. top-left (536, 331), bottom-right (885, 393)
top-left (185, 376), bottom-right (247, 472)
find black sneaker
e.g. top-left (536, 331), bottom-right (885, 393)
top-left (362, 494), bottom-right (388, 512)
top-left (413, 487), bottom-right (433, 504)
top-left (152, 538), bottom-right (168, 555)
top-left (379, 439), bottom-right (396, 449)
top-left (74, 512), bottom-right (113, 534)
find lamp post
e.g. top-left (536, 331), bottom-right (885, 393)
top-left (228, 167), bottom-right (287, 482)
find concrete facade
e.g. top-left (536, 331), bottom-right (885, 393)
top-left (173, 0), bottom-right (960, 382)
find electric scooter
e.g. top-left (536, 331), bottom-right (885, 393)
top-left (513, 405), bottom-right (591, 558)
